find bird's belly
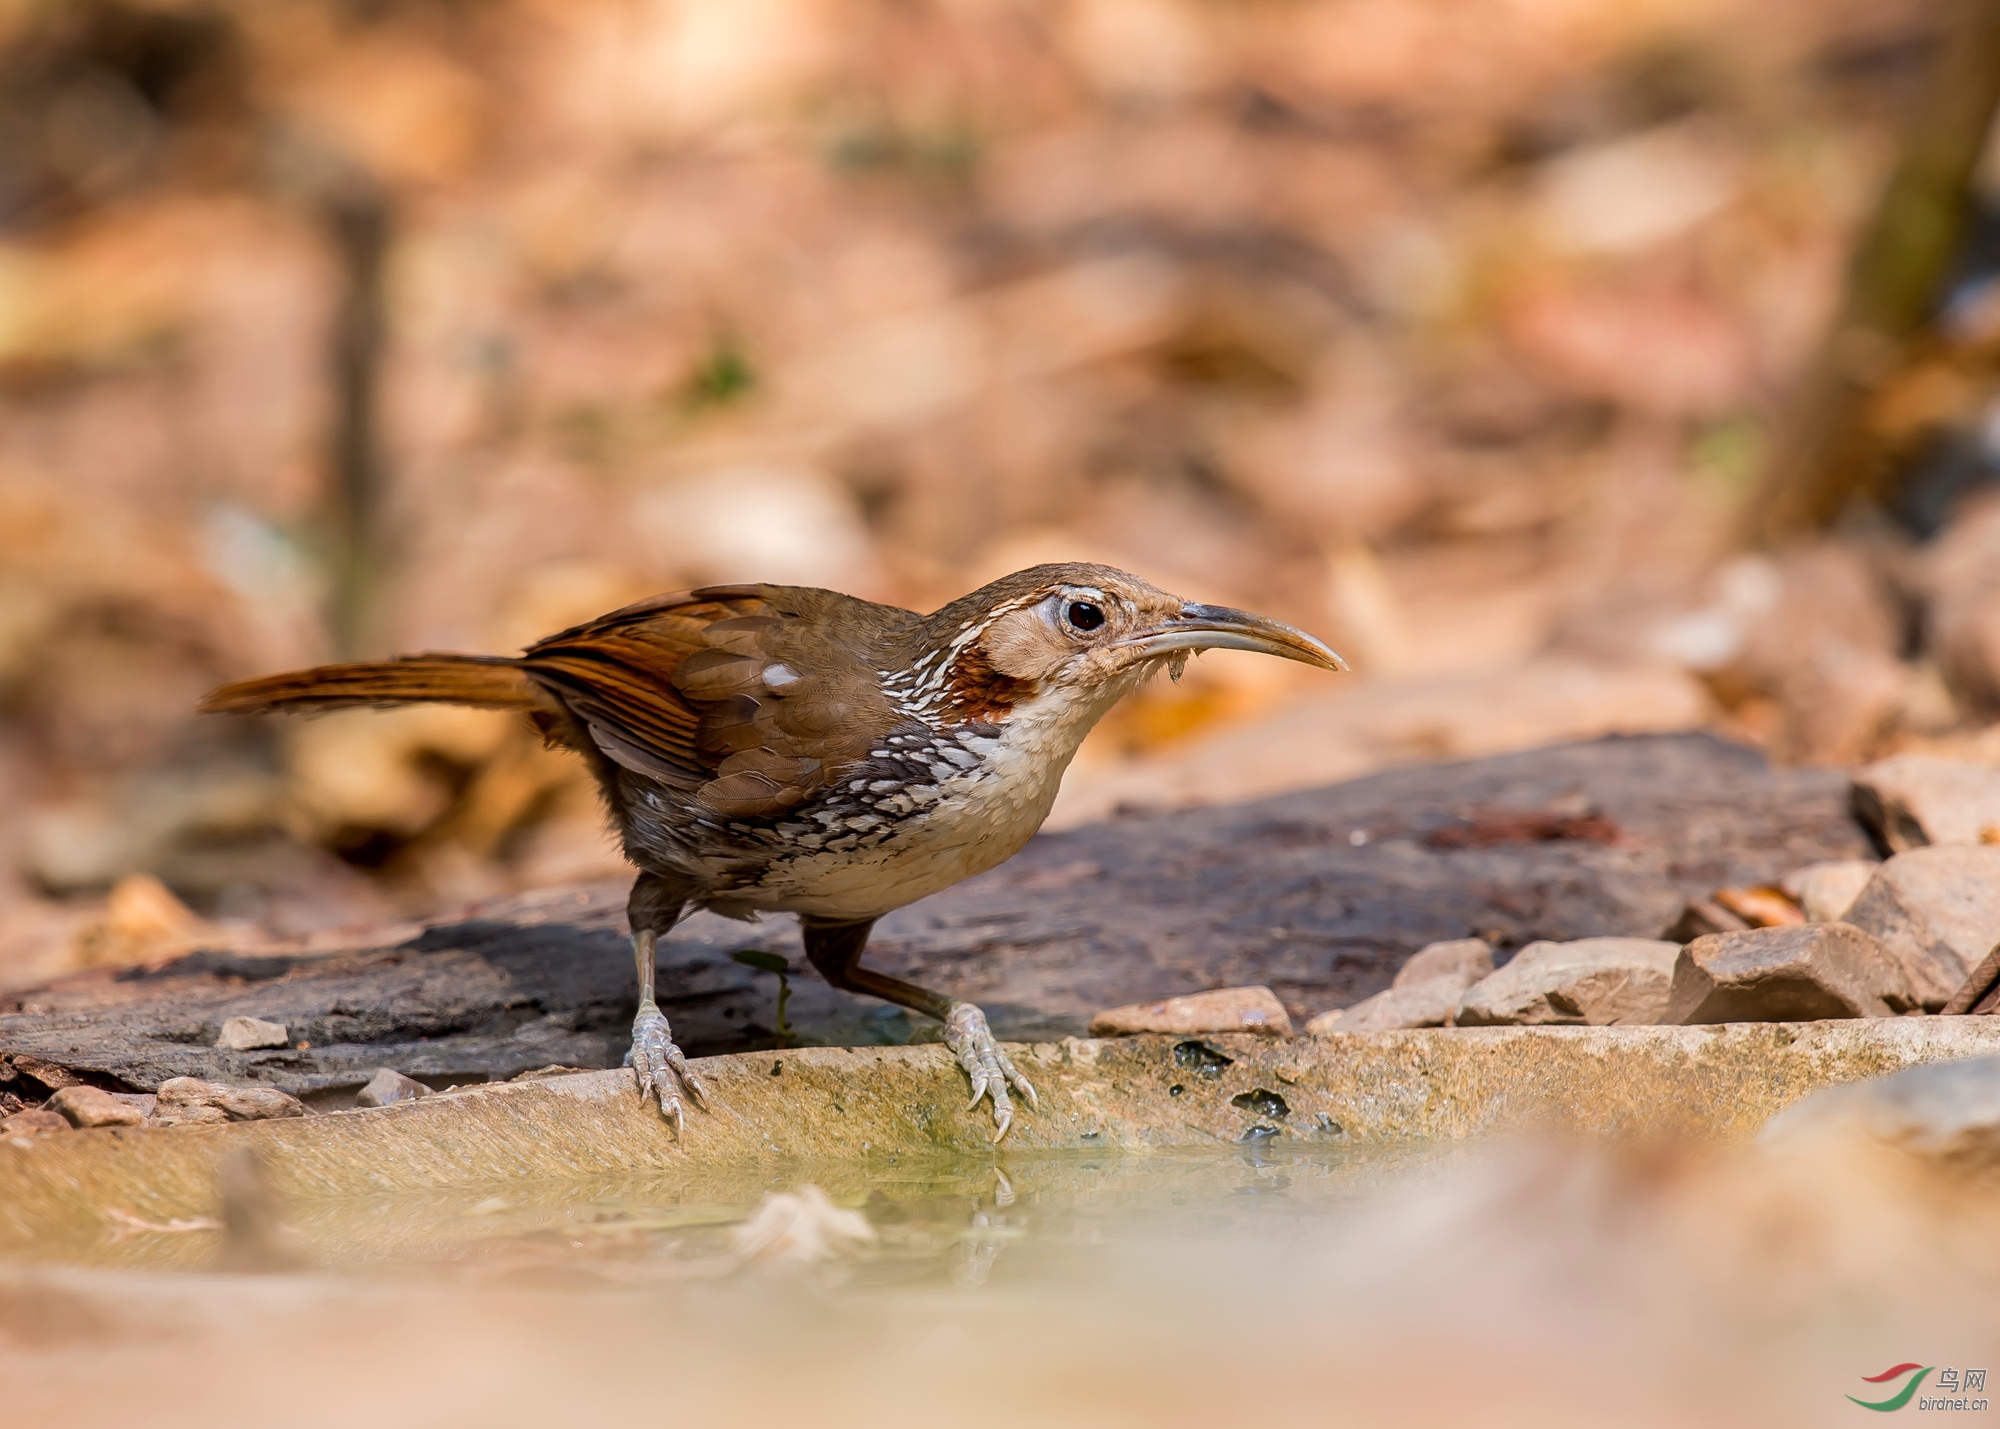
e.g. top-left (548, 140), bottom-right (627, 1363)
top-left (734, 759), bottom-right (1063, 922)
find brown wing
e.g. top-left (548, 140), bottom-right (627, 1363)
top-left (519, 585), bottom-right (893, 821)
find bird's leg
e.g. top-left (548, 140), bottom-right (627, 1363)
top-left (624, 877), bottom-right (707, 1133)
top-left (801, 918), bottom-right (1037, 1142)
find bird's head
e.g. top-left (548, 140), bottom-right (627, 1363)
top-left (907, 563), bottom-right (1345, 729)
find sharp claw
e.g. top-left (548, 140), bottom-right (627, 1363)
top-left (943, 1001), bottom-right (1037, 1137)
top-left (630, 1006), bottom-right (707, 1135)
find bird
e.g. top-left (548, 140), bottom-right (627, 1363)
top-left (199, 563), bottom-right (1346, 1140)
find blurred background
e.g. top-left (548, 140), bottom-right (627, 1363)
top-left (6, 0), bottom-right (2000, 985)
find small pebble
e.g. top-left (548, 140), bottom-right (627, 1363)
top-left (215, 1016), bottom-right (290, 1051)
top-left (0, 1108), bottom-right (69, 1136)
top-left (1089, 986), bottom-right (1295, 1038)
top-left (150, 1077), bottom-right (304, 1125)
top-left (355, 1068), bottom-right (430, 1109)
top-left (48, 1085), bottom-right (146, 1129)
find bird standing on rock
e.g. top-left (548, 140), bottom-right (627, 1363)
top-left (201, 564), bottom-right (1346, 1140)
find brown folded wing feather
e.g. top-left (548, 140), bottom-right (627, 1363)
top-left (520, 587), bottom-right (766, 795)
top-left (519, 585), bottom-right (896, 821)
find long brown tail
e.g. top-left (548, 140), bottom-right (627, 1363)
top-left (198, 654), bottom-right (543, 716)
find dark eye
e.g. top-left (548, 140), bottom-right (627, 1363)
top-left (1065, 601), bottom-right (1105, 633)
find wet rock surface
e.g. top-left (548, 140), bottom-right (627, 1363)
top-left (1454, 938), bottom-right (1681, 1026)
top-left (1841, 845), bottom-right (2000, 1010)
top-left (1667, 923), bottom-right (1913, 1023)
top-left (0, 734), bottom-right (1871, 1095)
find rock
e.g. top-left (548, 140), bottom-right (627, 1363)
top-left (1852, 753), bottom-right (2000, 852)
top-left (1841, 845), bottom-right (2000, 1010)
top-left (355, 1067), bottom-right (431, 1108)
top-left (215, 1016), bottom-right (290, 1051)
top-left (1454, 938), bottom-right (1681, 1027)
top-left (1308, 939), bottom-right (1492, 1033)
top-left (1666, 923), bottom-right (1914, 1023)
top-left (151, 1077), bottom-right (305, 1126)
top-left (1780, 860), bottom-right (1878, 923)
top-left (0, 1108), bottom-right (70, 1136)
top-left (2, 1053), bottom-right (82, 1093)
top-left (1089, 986), bottom-right (1294, 1038)
top-left (1923, 491), bottom-right (2000, 714)
top-left (1645, 546), bottom-right (1908, 765)
top-left (1310, 983), bottom-right (1455, 1033)
top-left (509, 1065), bottom-right (592, 1081)
top-left (46, 1085), bottom-right (146, 1128)
top-left (1759, 1053), bottom-right (2000, 1167)
top-left (1393, 938), bottom-right (1495, 989)
top-left (1663, 898), bottom-right (1750, 942)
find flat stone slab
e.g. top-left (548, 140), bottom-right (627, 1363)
top-left (5, 1017), bottom-right (1998, 1257)
top-left (0, 733), bottom-right (1870, 1097)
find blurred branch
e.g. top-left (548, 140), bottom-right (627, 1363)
top-left (1748, 0), bottom-right (2000, 542)
top-left (323, 180), bottom-right (391, 659)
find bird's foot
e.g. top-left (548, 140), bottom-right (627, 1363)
top-left (624, 1000), bottom-right (708, 1134)
top-left (943, 1002), bottom-right (1037, 1143)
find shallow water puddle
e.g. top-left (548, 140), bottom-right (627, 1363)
top-left (56, 1140), bottom-right (1456, 1286)
top-left (12, 1029), bottom-right (2000, 1427)
top-left (10, 1128), bottom-right (2000, 1429)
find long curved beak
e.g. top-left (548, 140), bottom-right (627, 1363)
top-left (1117, 603), bottom-right (1348, 672)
